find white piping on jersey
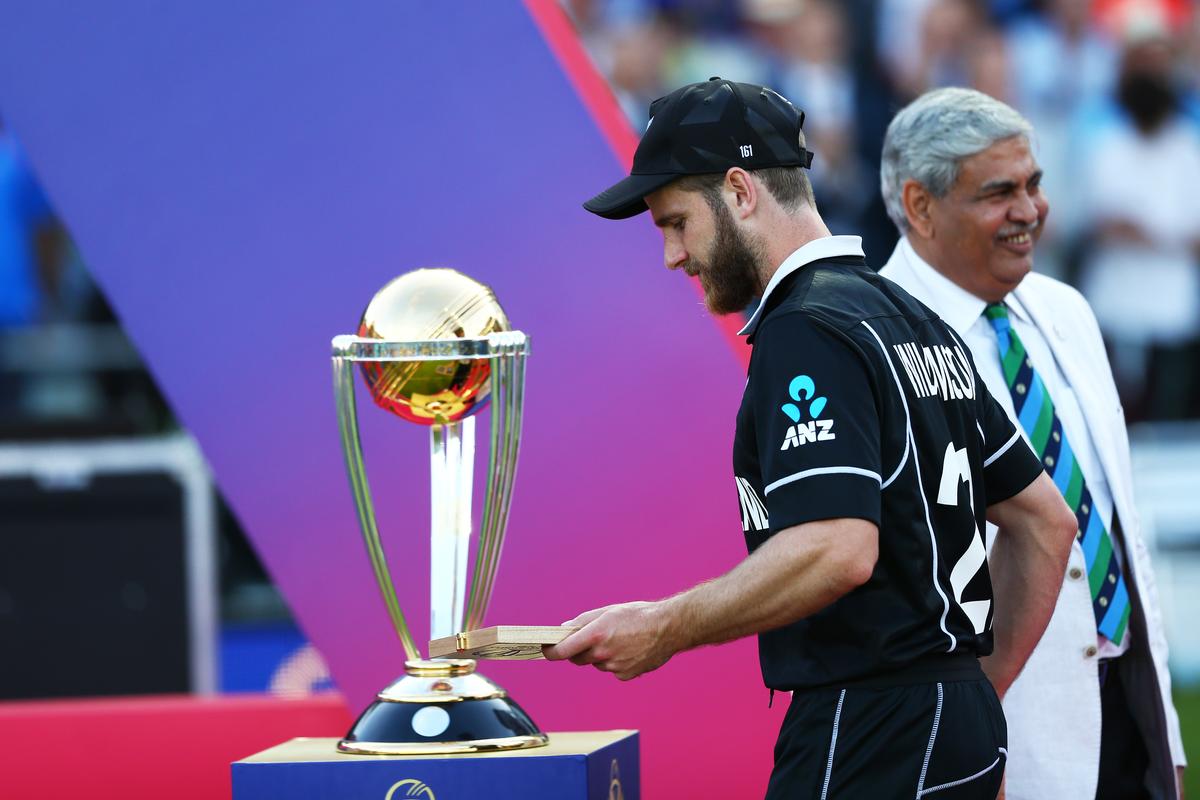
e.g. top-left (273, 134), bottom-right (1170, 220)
top-left (917, 748), bottom-right (1006, 796)
top-left (975, 421), bottom-right (986, 444)
top-left (907, 427), bottom-right (957, 652)
top-left (862, 321), bottom-right (957, 653)
top-left (764, 466), bottom-right (881, 496)
top-left (983, 429), bottom-right (1021, 469)
top-left (883, 432), bottom-right (912, 489)
top-left (820, 689), bottom-right (847, 800)
top-left (915, 682), bottom-right (944, 798)
top-left (862, 322), bottom-right (913, 489)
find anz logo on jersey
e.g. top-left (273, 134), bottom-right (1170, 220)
top-left (780, 374), bottom-right (836, 450)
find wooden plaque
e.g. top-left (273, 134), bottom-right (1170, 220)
top-left (428, 625), bottom-right (577, 660)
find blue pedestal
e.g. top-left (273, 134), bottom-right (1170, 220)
top-left (233, 731), bottom-right (639, 799)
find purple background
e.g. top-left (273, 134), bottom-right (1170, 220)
top-left (0, 3), bottom-right (778, 794)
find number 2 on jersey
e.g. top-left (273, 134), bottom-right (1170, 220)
top-left (937, 442), bottom-right (990, 634)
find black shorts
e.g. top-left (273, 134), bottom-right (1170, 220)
top-left (765, 656), bottom-right (1007, 800)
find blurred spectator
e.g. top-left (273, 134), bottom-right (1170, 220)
top-left (766, 0), bottom-right (875, 234)
top-left (967, 27), bottom-right (1012, 102)
top-left (1006, 0), bottom-right (1116, 120)
top-left (0, 121), bottom-right (59, 415)
top-left (1004, 0), bottom-right (1117, 258)
top-left (1095, 0), bottom-right (1194, 34)
top-left (876, 0), bottom-right (938, 93)
top-left (561, 0), bottom-right (612, 58)
top-left (1182, 8), bottom-right (1200, 95)
top-left (607, 17), bottom-right (677, 125)
top-left (1076, 23), bottom-right (1200, 421)
top-left (0, 119), bottom-right (170, 435)
top-left (662, 4), bottom-right (772, 95)
top-left (0, 122), bottom-right (55, 330)
top-left (880, 0), bottom-right (990, 99)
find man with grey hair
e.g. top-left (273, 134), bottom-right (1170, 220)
top-left (879, 87), bottom-right (1186, 799)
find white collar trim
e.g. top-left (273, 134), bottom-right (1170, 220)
top-left (897, 236), bottom-right (1029, 334)
top-left (738, 235), bottom-right (865, 336)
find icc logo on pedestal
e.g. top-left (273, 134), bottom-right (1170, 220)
top-left (385, 778), bottom-right (435, 800)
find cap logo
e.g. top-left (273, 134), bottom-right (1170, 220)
top-left (739, 144), bottom-right (754, 158)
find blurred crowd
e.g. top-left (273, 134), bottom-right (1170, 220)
top-left (1, 1), bottom-right (1197, 426)
top-left (564, 0), bottom-right (1200, 422)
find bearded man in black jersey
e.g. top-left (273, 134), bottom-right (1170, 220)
top-left (545, 78), bottom-right (1078, 799)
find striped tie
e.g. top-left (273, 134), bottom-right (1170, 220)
top-left (985, 303), bottom-right (1131, 645)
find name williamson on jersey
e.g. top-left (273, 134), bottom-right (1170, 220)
top-left (892, 341), bottom-right (976, 402)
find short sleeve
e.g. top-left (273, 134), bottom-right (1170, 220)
top-left (751, 313), bottom-right (882, 531)
top-left (977, 381), bottom-right (1043, 506)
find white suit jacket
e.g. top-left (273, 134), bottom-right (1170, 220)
top-left (881, 240), bottom-right (1185, 799)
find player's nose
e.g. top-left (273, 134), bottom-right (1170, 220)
top-left (1010, 190), bottom-right (1038, 224)
top-left (664, 241), bottom-right (688, 271)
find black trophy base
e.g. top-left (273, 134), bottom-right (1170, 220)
top-left (337, 659), bottom-right (548, 755)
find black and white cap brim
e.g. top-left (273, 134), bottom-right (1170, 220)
top-left (582, 172), bottom-right (680, 220)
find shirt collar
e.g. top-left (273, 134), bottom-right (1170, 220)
top-left (738, 235), bottom-right (865, 337)
top-left (1005, 289), bottom-right (1031, 324)
top-left (893, 236), bottom-right (1029, 334)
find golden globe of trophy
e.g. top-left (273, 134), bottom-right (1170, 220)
top-left (330, 268), bottom-right (545, 755)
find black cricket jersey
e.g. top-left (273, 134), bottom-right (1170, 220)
top-left (732, 236), bottom-right (1043, 690)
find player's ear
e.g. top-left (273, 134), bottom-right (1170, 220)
top-left (902, 179), bottom-right (934, 239)
top-left (725, 167), bottom-right (756, 220)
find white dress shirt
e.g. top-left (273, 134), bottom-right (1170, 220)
top-left (885, 237), bottom-right (1128, 658)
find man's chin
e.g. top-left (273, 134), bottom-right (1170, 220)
top-left (704, 293), bottom-right (744, 316)
top-left (992, 254), bottom-right (1035, 285)
top-left (699, 279), bottom-right (731, 315)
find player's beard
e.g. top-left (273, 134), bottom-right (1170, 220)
top-left (694, 199), bottom-right (765, 316)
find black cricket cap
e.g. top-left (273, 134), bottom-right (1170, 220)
top-left (584, 77), bottom-right (813, 220)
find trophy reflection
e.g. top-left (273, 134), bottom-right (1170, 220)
top-left (330, 268), bottom-right (546, 755)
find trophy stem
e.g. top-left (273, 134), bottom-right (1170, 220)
top-left (332, 356), bottom-right (419, 661)
top-left (430, 417), bottom-right (474, 641)
top-left (464, 357), bottom-right (504, 630)
top-left (464, 345), bottom-right (527, 630)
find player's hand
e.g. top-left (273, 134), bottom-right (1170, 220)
top-left (543, 601), bottom-right (679, 681)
